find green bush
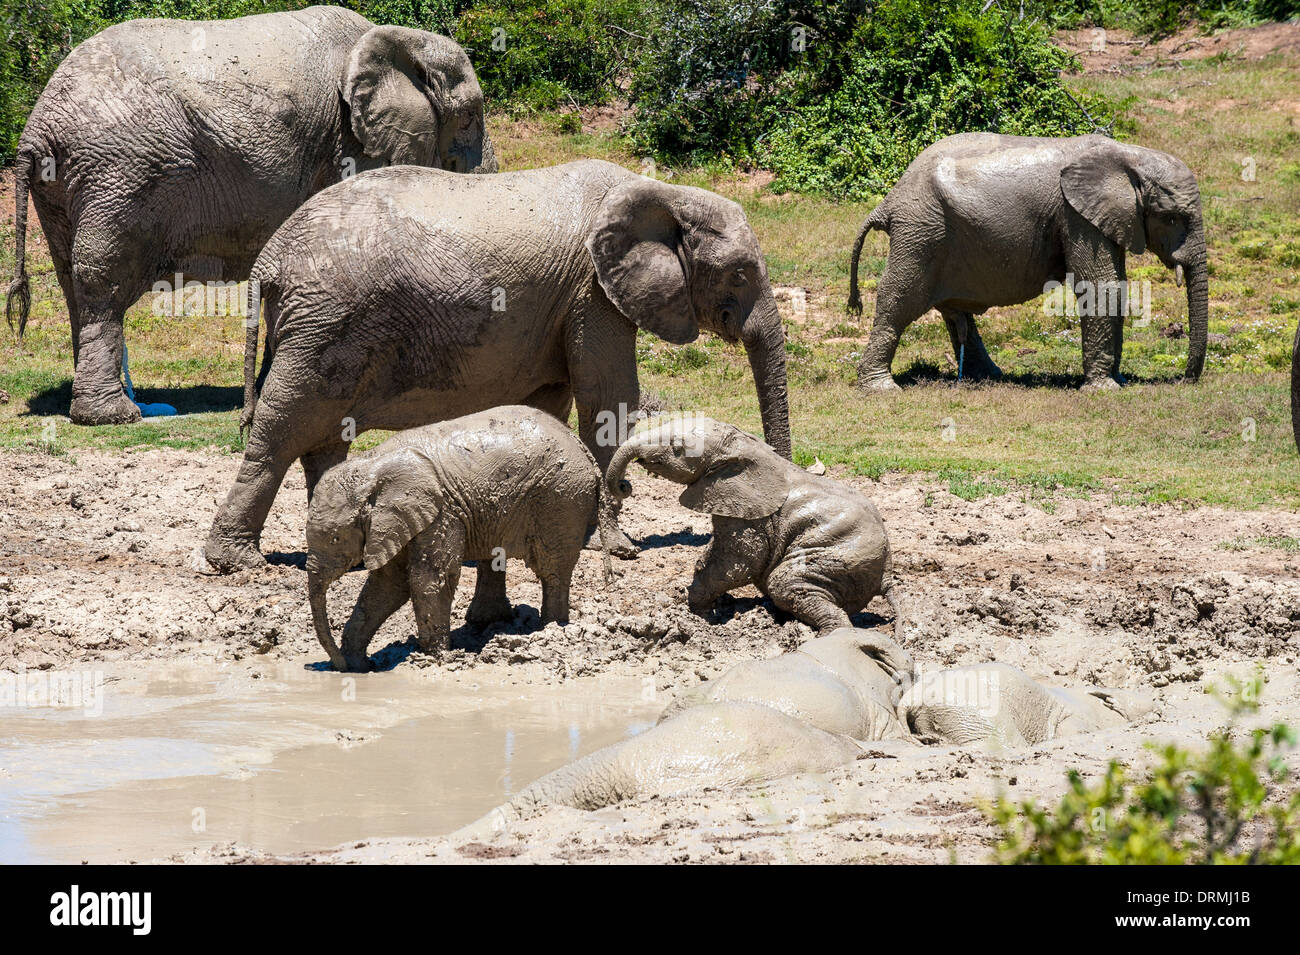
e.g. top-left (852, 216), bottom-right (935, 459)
top-left (453, 0), bottom-right (644, 110)
top-left (989, 675), bottom-right (1300, 864)
top-left (627, 0), bottom-right (1117, 199)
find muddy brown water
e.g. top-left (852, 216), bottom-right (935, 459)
top-left (0, 661), bottom-right (660, 863)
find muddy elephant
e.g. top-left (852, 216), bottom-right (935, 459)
top-left (898, 663), bottom-right (1157, 747)
top-left (848, 133), bottom-right (1208, 391)
top-left (601, 415), bottom-right (898, 631)
top-left (304, 407), bottom-right (598, 672)
top-left (467, 702), bottom-right (864, 832)
top-left (6, 6), bottom-right (495, 426)
top-left (200, 160), bottom-right (791, 572)
top-left (660, 627), bottom-right (917, 740)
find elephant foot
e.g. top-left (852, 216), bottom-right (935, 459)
top-left (1080, 376), bottom-right (1121, 392)
top-left (339, 653), bottom-right (373, 673)
top-left (466, 596), bottom-right (514, 629)
top-left (584, 525), bottom-right (639, 560)
top-left (962, 361), bottom-right (1003, 382)
top-left (857, 375), bottom-right (902, 394)
top-left (69, 390), bottom-right (142, 426)
top-left (196, 537), bottom-right (266, 575)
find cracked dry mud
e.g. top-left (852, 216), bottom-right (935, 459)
top-left (1, 447), bottom-right (1297, 863)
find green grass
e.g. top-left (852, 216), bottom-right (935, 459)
top-left (1, 41), bottom-right (1297, 507)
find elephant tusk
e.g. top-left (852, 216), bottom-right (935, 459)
top-left (1175, 264), bottom-right (1185, 288)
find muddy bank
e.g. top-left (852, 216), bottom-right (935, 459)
top-left (1, 447), bottom-right (1298, 862)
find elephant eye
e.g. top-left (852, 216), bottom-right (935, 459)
top-left (730, 269), bottom-right (748, 288)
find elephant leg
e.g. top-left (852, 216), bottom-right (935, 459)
top-left (764, 572), bottom-right (852, 632)
top-left (1067, 212), bottom-right (1127, 389)
top-left (529, 541), bottom-right (579, 625)
top-left (578, 395), bottom-right (639, 559)
top-left (202, 370), bottom-right (335, 571)
top-left (48, 244), bottom-right (80, 367)
top-left (339, 554), bottom-right (411, 670)
top-left (67, 221), bottom-right (147, 425)
top-left (466, 561), bottom-right (513, 628)
top-left (521, 381), bottom-right (574, 423)
top-left (857, 257), bottom-right (934, 392)
top-left (686, 519), bottom-right (764, 617)
top-left (301, 442), bottom-right (349, 503)
top-left (939, 308), bottom-right (1001, 382)
top-left (408, 521), bottom-right (465, 654)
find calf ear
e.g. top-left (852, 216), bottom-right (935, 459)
top-left (587, 178), bottom-right (700, 345)
top-left (1061, 142), bottom-right (1147, 254)
top-left (678, 432), bottom-right (790, 519)
top-left (362, 449), bottom-right (442, 569)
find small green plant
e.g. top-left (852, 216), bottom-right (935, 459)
top-left (988, 674), bottom-right (1300, 864)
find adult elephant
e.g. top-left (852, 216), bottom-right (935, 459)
top-left (199, 159), bottom-right (792, 572)
top-left (847, 134), bottom-right (1208, 391)
top-left (6, 6), bottom-right (496, 426)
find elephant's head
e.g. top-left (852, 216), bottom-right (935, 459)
top-left (305, 448), bottom-right (442, 671)
top-left (601, 415), bottom-right (790, 539)
top-left (587, 179), bottom-right (791, 458)
top-left (1060, 139), bottom-right (1208, 381)
top-left (343, 27), bottom-right (497, 174)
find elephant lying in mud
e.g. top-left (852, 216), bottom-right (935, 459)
top-left (847, 133), bottom-right (1208, 391)
top-left (465, 632), bottom-right (1155, 828)
top-left (7, 6), bottom-right (495, 426)
top-left (201, 160), bottom-right (791, 573)
top-left (304, 407), bottom-right (598, 672)
top-left (898, 663), bottom-right (1157, 747)
top-left (602, 415), bottom-right (900, 631)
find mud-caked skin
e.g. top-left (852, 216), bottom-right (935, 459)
top-left (898, 662), bottom-right (1158, 747)
top-left (6, 5), bottom-right (496, 426)
top-left (848, 133), bottom-right (1209, 391)
top-left (304, 406), bottom-right (598, 672)
top-left (471, 702), bottom-right (865, 833)
top-left (462, 631), bottom-right (1156, 828)
top-left (602, 415), bottom-right (899, 631)
top-left (659, 627), bottom-right (917, 740)
top-left (201, 160), bottom-right (792, 572)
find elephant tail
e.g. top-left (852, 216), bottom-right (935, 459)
top-left (6, 149), bottom-right (33, 340)
top-left (847, 201), bottom-right (889, 316)
top-left (881, 559), bottom-right (907, 648)
top-left (240, 276), bottom-right (262, 439)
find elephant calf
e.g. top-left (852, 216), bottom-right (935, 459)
top-left (305, 407), bottom-right (598, 671)
top-left (602, 415), bottom-right (902, 632)
top-left (898, 663), bottom-right (1158, 747)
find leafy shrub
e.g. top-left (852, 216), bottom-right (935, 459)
top-left (453, 0), bottom-right (644, 110)
top-left (988, 676), bottom-right (1300, 864)
top-left (628, 0), bottom-right (1117, 199)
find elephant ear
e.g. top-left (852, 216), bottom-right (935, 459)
top-left (678, 430), bottom-right (790, 519)
top-left (1060, 143), bottom-right (1147, 254)
top-left (362, 448), bottom-right (442, 570)
top-left (343, 27), bottom-right (473, 167)
top-left (586, 178), bottom-right (700, 345)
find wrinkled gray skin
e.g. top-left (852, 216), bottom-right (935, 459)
top-left (848, 134), bottom-right (1208, 391)
top-left (6, 6), bottom-right (495, 426)
top-left (898, 662), bottom-right (1157, 747)
top-left (464, 632), bottom-right (1153, 827)
top-left (304, 407), bottom-right (597, 672)
top-left (468, 702), bottom-right (865, 834)
top-left (659, 627), bottom-right (917, 740)
top-left (602, 415), bottom-right (898, 631)
top-left (201, 160), bottom-right (791, 572)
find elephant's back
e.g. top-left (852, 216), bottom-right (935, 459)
top-left (705, 657), bottom-right (873, 739)
top-left (32, 8), bottom-right (361, 156)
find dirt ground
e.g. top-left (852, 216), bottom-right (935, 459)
top-left (1, 445), bottom-right (1297, 863)
top-left (1057, 21), bottom-right (1300, 73)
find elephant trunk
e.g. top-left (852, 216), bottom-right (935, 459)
top-left (307, 570), bottom-right (348, 671)
top-left (742, 296), bottom-right (792, 460)
top-left (1181, 228), bottom-right (1208, 382)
